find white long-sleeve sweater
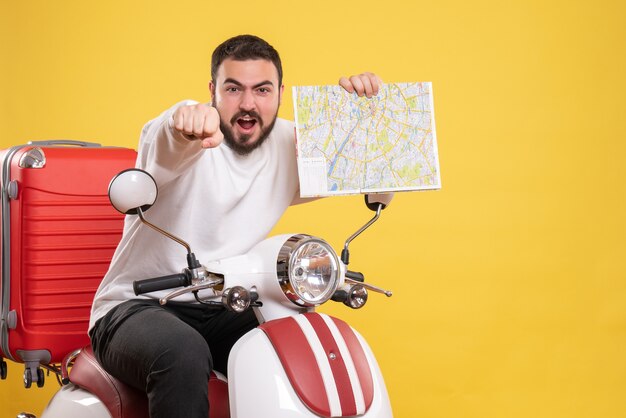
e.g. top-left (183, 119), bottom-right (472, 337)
top-left (89, 101), bottom-right (299, 330)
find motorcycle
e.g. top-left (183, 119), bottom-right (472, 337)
top-left (22, 168), bottom-right (394, 418)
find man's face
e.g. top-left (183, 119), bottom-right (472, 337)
top-left (210, 58), bottom-right (283, 155)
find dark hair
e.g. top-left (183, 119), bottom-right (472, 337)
top-left (211, 35), bottom-right (283, 86)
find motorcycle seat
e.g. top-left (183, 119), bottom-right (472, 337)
top-left (69, 345), bottom-right (229, 418)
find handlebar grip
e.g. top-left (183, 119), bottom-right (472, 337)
top-left (133, 273), bottom-right (190, 295)
top-left (346, 270), bottom-right (365, 282)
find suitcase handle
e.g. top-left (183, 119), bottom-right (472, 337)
top-left (27, 140), bottom-right (101, 147)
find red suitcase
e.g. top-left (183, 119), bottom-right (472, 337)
top-left (0, 140), bottom-right (136, 387)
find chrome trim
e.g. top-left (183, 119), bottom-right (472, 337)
top-left (1, 145), bottom-right (24, 362)
top-left (18, 147), bottom-right (46, 168)
top-left (159, 276), bottom-right (223, 305)
top-left (345, 285), bottom-right (368, 309)
top-left (221, 286), bottom-right (251, 312)
top-left (61, 348), bottom-right (83, 385)
top-left (343, 203), bottom-right (383, 260)
top-left (345, 277), bottom-right (393, 297)
top-left (137, 207), bottom-right (191, 254)
top-left (276, 234), bottom-right (341, 307)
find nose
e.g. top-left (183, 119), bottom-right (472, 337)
top-left (239, 89), bottom-right (256, 112)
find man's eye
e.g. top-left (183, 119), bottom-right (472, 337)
top-left (258, 88), bottom-right (270, 94)
top-left (226, 87), bottom-right (239, 93)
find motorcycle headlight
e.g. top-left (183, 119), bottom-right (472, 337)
top-left (277, 235), bottom-right (341, 307)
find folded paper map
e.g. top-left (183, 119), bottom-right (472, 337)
top-left (293, 82), bottom-right (441, 197)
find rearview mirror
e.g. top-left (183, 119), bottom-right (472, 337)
top-left (108, 168), bottom-right (158, 215)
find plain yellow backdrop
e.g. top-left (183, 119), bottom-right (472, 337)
top-left (1, 0), bottom-right (625, 417)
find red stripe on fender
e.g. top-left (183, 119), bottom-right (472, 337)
top-left (331, 317), bottom-right (375, 410)
top-left (259, 317), bottom-right (331, 417)
top-left (305, 313), bottom-right (357, 416)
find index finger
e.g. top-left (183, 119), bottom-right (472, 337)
top-left (202, 109), bottom-right (219, 138)
top-left (338, 76), bottom-right (355, 94)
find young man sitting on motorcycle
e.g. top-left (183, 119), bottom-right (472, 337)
top-left (88, 34), bottom-right (382, 418)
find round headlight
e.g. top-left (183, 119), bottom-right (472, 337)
top-left (277, 235), bottom-right (341, 307)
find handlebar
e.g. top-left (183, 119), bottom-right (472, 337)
top-left (346, 270), bottom-right (365, 282)
top-left (133, 273), bottom-right (191, 295)
top-left (344, 269), bottom-right (393, 297)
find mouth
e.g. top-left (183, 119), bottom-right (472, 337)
top-left (237, 119), bottom-right (257, 130)
top-left (236, 116), bottom-right (258, 134)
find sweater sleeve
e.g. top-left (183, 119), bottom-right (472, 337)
top-left (136, 100), bottom-right (206, 187)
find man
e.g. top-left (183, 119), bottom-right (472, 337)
top-left (89, 34), bottom-right (382, 418)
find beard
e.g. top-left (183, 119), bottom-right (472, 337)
top-left (218, 108), bottom-right (278, 156)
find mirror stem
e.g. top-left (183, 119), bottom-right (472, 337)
top-left (341, 203), bottom-right (383, 265)
top-left (137, 208), bottom-right (192, 254)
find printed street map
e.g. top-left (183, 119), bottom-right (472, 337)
top-left (293, 82), bottom-right (441, 197)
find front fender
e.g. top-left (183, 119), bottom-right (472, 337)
top-left (42, 385), bottom-right (111, 418)
top-left (228, 313), bottom-right (393, 418)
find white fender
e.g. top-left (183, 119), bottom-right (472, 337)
top-left (42, 385), bottom-right (112, 418)
top-left (228, 326), bottom-right (392, 418)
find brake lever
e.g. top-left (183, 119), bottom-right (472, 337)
top-left (344, 278), bottom-right (393, 297)
top-left (159, 275), bottom-right (224, 305)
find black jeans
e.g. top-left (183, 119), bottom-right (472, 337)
top-left (89, 299), bottom-right (258, 418)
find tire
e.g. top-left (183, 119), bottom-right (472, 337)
top-left (23, 369), bottom-right (32, 389)
top-left (37, 367), bottom-right (45, 388)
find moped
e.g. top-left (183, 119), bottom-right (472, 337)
top-left (22, 168), bottom-right (394, 418)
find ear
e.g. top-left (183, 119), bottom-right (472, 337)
top-left (209, 81), bottom-right (216, 102)
top-left (279, 84), bottom-right (285, 105)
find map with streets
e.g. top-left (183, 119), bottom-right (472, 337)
top-left (293, 82), bottom-right (441, 197)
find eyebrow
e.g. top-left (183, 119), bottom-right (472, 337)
top-left (223, 78), bottom-right (275, 89)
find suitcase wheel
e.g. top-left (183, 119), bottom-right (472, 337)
top-left (0, 359), bottom-right (7, 379)
top-left (23, 369), bottom-right (32, 388)
top-left (22, 360), bottom-right (47, 388)
top-left (22, 367), bottom-right (45, 388)
top-left (37, 368), bottom-right (45, 388)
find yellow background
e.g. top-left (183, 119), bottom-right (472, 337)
top-left (1, 0), bottom-right (625, 417)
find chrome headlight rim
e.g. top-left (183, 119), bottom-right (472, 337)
top-left (276, 234), bottom-right (341, 307)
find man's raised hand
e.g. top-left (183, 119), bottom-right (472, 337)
top-left (172, 103), bottom-right (224, 149)
top-left (338, 72), bottom-right (383, 98)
